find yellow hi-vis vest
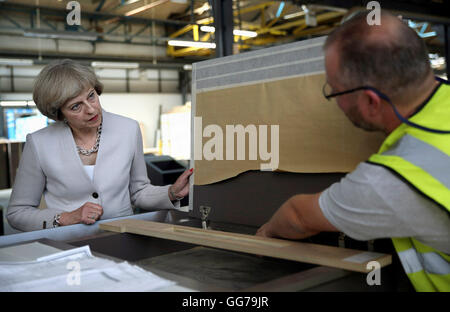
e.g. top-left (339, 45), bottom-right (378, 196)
top-left (368, 78), bottom-right (450, 292)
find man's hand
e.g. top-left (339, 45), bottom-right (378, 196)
top-left (255, 222), bottom-right (274, 238)
top-left (256, 192), bottom-right (337, 239)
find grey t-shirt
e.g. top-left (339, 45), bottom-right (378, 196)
top-left (319, 162), bottom-right (450, 254)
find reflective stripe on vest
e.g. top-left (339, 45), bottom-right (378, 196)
top-left (382, 134), bottom-right (450, 189)
top-left (398, 248), bottom-right (450, 275)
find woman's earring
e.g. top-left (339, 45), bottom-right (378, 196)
top-left (63, 118), bottom-right (68, 124)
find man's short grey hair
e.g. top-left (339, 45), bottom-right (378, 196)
top-left (33, 59), bottom-right (103, 121)
top-left (324, 11), bottom-right (431, 101)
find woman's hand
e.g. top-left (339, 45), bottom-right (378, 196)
top-left (60, 202), bottom-right (104, 225)
top-left (168, 168), bottom-right (194, 201)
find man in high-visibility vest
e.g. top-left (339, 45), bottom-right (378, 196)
top-left (256, 10), bottom-right (449, 291)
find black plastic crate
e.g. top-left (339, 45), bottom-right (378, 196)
top-left (144, 155), bottom-right (189, 206)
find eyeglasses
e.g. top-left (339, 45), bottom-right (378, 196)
top-left (321, 81), bottom-right (450, 134)
top-left (322, 82), bottom-right (383, 101)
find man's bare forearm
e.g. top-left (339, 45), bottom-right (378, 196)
top-left (256, 195), bottom-right (319, 239)
top-left (256, 193), bottom-right (338, 239)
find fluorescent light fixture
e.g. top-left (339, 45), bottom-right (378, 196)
top-left (276, 2), bottom-right (285, 18)
top-left (91, 61), bottom-right (139, 69)
top-left (194, 2), bottom-right (210, 14)
top-left (168, 40), bottom-right (216, 49)
top-left (419, 31), bottom-right (437, 38)
top-left (200, 25), bottom-right (215, 33)
top-left (200, 26), bottom-right (257, 38)
top-left (183, 64), bottom-right (192, 70)
top-left (233, 30), bottom-right (257, 38)
top-left (284, 11), bottom-right (305, 20)
top-left (125, 0), bottom-right (168, 16)
top-left (0, 101), bottom-right (35, 107)
top-left (23, 29), bottom-right (98, 41)
top-left (0, 58), bottom-right (33, 66)
top-left (429, 53), bottom-right (445, 69)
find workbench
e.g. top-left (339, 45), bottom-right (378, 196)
top-left (0, 209), bottom-right (412, 292)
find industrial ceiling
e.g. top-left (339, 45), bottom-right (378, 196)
top-left (0, 0), bottom-right (448, 69)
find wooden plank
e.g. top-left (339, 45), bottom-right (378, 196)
top-left (99, 219), bottom-right (392, 273)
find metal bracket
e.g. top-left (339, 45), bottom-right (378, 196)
top-left (199, 205), bottom-right (211, 230)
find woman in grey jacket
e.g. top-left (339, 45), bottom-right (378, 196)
top-left (7, 59), bottom-right (192, 232)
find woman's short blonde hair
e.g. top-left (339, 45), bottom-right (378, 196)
top-left (33, 59), bottom-right (103, 121)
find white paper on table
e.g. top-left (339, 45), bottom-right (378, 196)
top-left (0, 242), bottom-right (62, 262)
top-left (0, 245), bottom-right (176, 292)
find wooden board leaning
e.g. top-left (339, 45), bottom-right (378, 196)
top-left (99, 219), bottom-right (391, 273)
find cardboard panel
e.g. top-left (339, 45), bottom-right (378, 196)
top-left (194, 73), bottom-right (385, 185)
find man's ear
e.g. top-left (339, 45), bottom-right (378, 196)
top-left (363, 89), bottom-right (383, 117)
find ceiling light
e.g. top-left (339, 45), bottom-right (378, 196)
top-left (0, 58), bottom-right (33, 66)
top-left (168, 40), bottom-right (216, 49)
top-left (200, 25), bottom-right (215, 33)
top-left (0, 101), bottom-right (35, 107)
top-left (200, 26), bottom-right (257, 38)
top-left (284, 11), bottom-right (305, 20)
top-left (233, 30), bottom-right (257, 38)
top-left (194, 2), bottom-right (210, 15)
top-left (429, 53), bottom-right (445, 69)
top-left (183, 64), bottom-right (192, 70)
top-left (91, 61), bottom-right (139, 69)
top-left (124, 0), bottom-right (168, 16)
top-left (276, 2), bottom-right (285, 18)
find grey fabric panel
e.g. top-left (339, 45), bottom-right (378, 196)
top-left (193, 37), bottom-right (326, 90)
top-left (196, 46), bottom-right (324, 80)
top-left (197, 58), bottom-right (324, 90)
top-left (194, 36), bottom-right (326, 70)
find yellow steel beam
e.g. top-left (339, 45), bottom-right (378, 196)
top-left (170, 47), bottom-right (212, 57)
top-left (193, 24), bottom-right (199, 41)
top-left (251, 11), bottom-right (344, 37)
top-left (167, 7), bottom-right (344, 57)
top-left (292, 23), bottom-right (308, 36)
top-left (243, 36), bottom-right (282, 46)
top-left (169, 24), bottom-right (194, 38)
top-left (264, 4), bottom-right (291, 28)
top-left (260, 8), bottom-right (265, 28)
top-left (257, 17), bottom-right (305, 35)
top-left (292, 12), bottom-right (344, 36)
top-left (293, 25), bottom-right (334, 38)
top-left (196, 1), bottom-right (277, 27)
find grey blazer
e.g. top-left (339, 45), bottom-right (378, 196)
top-left (7, 110), bottom-right (178, 232)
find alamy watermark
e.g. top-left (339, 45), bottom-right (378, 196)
top-left (366, 261), bottom-right (381, 286)
top-left (66, 1), bottom-right (81, 26)
top-left (194, 117), bottom-right (279, 171)
top-left (66, 260), bottom-right (81, 286)
top-left (367, 1), bottom-right (381, 25)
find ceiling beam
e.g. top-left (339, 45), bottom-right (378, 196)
top-left (0, 1), bottom-right (192, 27)
top-left (290, 0), bottom-right (450, 24)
